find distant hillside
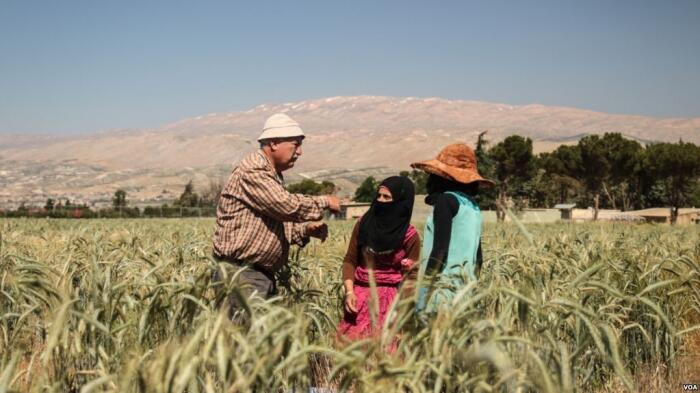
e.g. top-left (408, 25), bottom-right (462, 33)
top-left (1, 95), bottom-right (699, 205)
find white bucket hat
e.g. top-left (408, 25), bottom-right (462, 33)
top-left (257, 113), bottom-right (305, 141)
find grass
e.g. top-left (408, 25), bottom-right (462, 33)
top-left (0, 218), bottom-right (698, 392)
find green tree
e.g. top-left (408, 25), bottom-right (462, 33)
top-left (489, 135), bottom-right (536, 220)
top-left (177, 180), bottom-right (200, 207)
top-left (399, 170), bottom-right (427, 194)
top-left (689, 180), bottom-right (700, 208)
top-left (287, 179), bottom-right (316, 194)
top-left (354, 176), bottom-right (378, 203)
top-left (320, 181), bottom-right (336, 195)
top-left (409, 170), bottom-right (428, 194)
top-left (287, 179), bottom-right (336, 195)
top-left (200, 178), bottom-right (224, 207)
top-left (599, 133), bottom-right (643, 211)
top-left (113, 189), bottom-right (127, 208)
top-left (535, 134), bottom-right (642, 212)
top-left (577, 135), bottom-right (609, 220)
top-left (475, 131), bottom-right (497, 209)
top-left (523, 167), bottom-right (568, 208)
top-left (642, 141), bottom-right (700, 224)
top-left (538, 145), bottom-right (583, 205)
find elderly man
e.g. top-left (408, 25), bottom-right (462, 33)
top-left (212, 113), bottom-right (340, 319)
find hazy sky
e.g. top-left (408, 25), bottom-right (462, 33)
top-left (1, 0), bottom-right (699, 134)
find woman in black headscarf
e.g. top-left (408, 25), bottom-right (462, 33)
top-left (337, 176), bottom-right (421, 342)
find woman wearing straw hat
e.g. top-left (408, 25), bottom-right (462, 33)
top-left (410, 143), bottom-right (495, 313)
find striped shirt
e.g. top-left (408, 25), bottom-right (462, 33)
top-left (213, 150), bottom-right (329, 272)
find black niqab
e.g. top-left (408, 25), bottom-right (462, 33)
top-left (358, 176), bottom-right (415, 253)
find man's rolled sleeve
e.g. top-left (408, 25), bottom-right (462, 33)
top-left (314, 195), bottom-right (330, 209)
top-left (239, 167), bottom-right (327, 222)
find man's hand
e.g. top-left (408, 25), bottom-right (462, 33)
top-left (344, 291), bottom-right (358, 314)
top-left (325, 195), bottom-right (341, 213)
top-left (306, 221), bottom-right (328, 242)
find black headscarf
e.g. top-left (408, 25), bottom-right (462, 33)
top-left (358, 176), bottom-right (415, 253)
top-left (424, 173), bottom-right (479, 205)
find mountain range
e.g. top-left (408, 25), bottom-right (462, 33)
top-left (1, 95), bottom-right (699, 206)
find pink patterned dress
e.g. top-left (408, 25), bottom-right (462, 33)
top-left (337, 225), bottom-right (419, 340)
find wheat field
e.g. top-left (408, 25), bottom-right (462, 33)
top-left (1, 218), bottom-right (698, 392)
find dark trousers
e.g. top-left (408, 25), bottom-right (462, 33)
top-left (212, 257), bottom-right (277, 321)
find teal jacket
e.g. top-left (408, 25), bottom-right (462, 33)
top-left (417, 191), bottom-right (482, 312)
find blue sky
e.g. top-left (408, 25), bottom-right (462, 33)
top-left (1, 0), bottom-right (699, 134)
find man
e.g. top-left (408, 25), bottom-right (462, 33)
top-left (212, 112), bottom-right (341, 319)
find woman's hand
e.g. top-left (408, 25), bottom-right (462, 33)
top-left (400, 258), bottom-right (415, 272)
top-left (344, 291), bottom-right (358, 314)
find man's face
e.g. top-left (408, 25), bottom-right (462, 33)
top-left (270, 138), bottom-right (303, 172)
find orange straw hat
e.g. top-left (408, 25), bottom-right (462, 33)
top-left (410, 143), bottom-right (495, 187)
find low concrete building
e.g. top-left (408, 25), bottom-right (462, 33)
top-left (570, 208), bottom-right (622, 222)
top-left (338, 202), bottom-right (371, 220)
top-left (627, 208), bottom-right (700, 225)
top-left (481, 208), bottom-right (561, 223)
top-left (608, 212), bottom-right (646, 223)
top-left (554, 203), bottom-right (576, 220)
